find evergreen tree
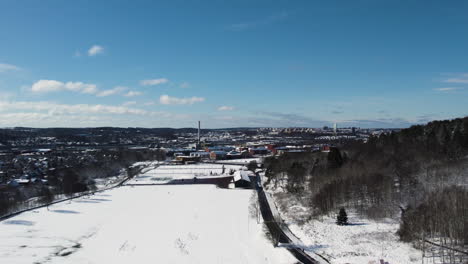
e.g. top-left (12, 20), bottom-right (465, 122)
top-left (336, 207), bottom-right (348, 226)
top-left (327, 147), bottom-right (343, 168)
top-left (247, 160), bottom-right (258, 172)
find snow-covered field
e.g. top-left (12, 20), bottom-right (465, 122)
top-left (127, 163), bottom-right (245, 184)
top-left (0, 185), bottom-right (295, 264)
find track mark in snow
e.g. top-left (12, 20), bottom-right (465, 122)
top-left (55, 243), bottom-right (81, 257)
top-left (119, 240), bottom-right (136, 252)
top-left (174, 238), bottom-right (189, 255)
top-left (188, 232), bottom-right (199, 241)
top-left (51, 210), bottom-right (80, 214)
top-left (3, 220), bottom-right (35, 226)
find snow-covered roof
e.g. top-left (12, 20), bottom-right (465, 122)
top-left (233, 170), bottom-right (254, 182)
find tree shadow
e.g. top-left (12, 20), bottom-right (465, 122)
top-left (3, 220), bottom-right (35, 226)
top-left (88, 198), bottom-right (111, 202)
top-left (74, 200), bottom-right (100, 204)
top-left (52, 210), bottom-right (80, 214)
top-left (95, 194), bottom-right (111, 197)
top-left (347, 222), bottom-right (368, 226)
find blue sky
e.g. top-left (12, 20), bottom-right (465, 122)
top-left (0, 0), bottom-right (467, 128)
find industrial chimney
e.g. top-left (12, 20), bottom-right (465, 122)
top-left (197, 121), bottom-right (201, 146)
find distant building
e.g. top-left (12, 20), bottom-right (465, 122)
top-left (226, 151), bottom-right (242, 159)
top-left (233, 170), bottom-right (255, 188)
top-left (190, 151), bottom-right (210, 159)
top-left (249, 147), bottom-right (269, 155)
top-left (175, 156), bottom-right (200, 163)
top-left (321, 145), bottom-right (331, 153)
top-left (210, 151), bottom-right (227, 160)
top-left (205, 146), bottom-right (234, 152)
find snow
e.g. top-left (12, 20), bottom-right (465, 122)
top-left (0, 185), bottom-right (296, 264)
top-left (261, 171), bottom-right (426, 264)
top-left (127, 163), bottom-right (243, 184)
top-left (268, 193), bottom-right (425, 264)
top-left (93, 175), bottom-right (125, 189)
top-left (292, 214), bottom-right (424, 264)
top-left (215, 158), bottom-right (262, 164)
top-left (131, 160), bottom-right (163, 168)
top-left (233, 170), bottom-right (254, 182)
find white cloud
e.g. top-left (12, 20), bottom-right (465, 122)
top-left (159, 95), bottom-right (205, 105)
top-left (443, 78), bottom-right (468, 84)
top-left (143, 101), bottom-right (155, 106)
top-left (442, 73), bottom-right (468, 84)
top-left (0, 63), bottom-right (20, 73)
top-left (433, 87), bottom-right (463, 92)
top-left (88, 45), bottom-right (104, 56)
top-left (97, 86), bottom-right (127, 97)
top-left (0, 101), bottom-right (156, 116)
top-left (0, 92), bottom-right (13, 100)
top-left (217, 106), bottom-right (235, 111)
top-left (122, 101), bottom-right (137, 106)
top-left (227, 12), bottom-right (289, 31)
top-left (180, 82), bottom-right (190, 88)
top-left (124, 90), bottom-right (143, 97)
top-left (31, 80), bottom-right (98, 94)
top-left (140, 78), bottom-right (169, 86)
top-left (0, 100), bottom-right (193, 127)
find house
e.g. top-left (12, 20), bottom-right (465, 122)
top-left (242, 150), bottom-right (252, 157)
top-left (7, 179), bottom-right (20, 187)
top-left (266, 144), bottom-right (277, 154)
top-left (321, 146), bottom-right (331, 153)
top-left (175, 155), bottom-right (200, 163)
top-left (16, 178), bottom-right (31, 185)
top-left (233, 170), bottom-right (256, 188)
top-left (205, 146), bottom-right (234, 152)
top-left (226, 151), bottom-right (242, 159)
top-left (210, 151), bottom-right (227, 160)
top-left (190, 151), bottom-right (211, 159)
top-left (249, 147), bottom-right (269, 155)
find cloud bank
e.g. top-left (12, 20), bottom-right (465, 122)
top-left (31, 80), bottom-right (98, 94)
top-left (218, 106), bottom-right (234, 111)
top-left (140, 78), bottom-right (169, 86)
top-left (159, 95), bottom-right (205, 105)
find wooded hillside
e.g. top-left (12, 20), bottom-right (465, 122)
top-left (264, 117), bottom-right (468, 252)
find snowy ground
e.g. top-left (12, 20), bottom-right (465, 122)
top-left (268, 190), bottom-right (425, 264)
top-left (126, 163), bottom-right (244, 184)
top-left (93, 174), bottom-right (126, 189)
top-left (288, 212), bottom-right (423, 264)
top-left (214, 158), bottom-right (263, 164)
top-left (0, 185), bottom-right (296, 264)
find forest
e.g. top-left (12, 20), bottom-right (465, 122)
top-left (264, 117), bottom-right (468, 257)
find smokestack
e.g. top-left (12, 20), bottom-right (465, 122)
top-left (198, 121), bottom-right (201, 146)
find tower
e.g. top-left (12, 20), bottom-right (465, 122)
top-left (197, 121), bottom-right (201, 146)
